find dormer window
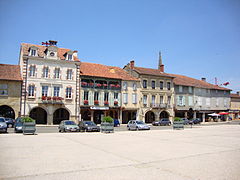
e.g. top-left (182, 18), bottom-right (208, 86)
top-left (31, 49), bottom-right (36, 56)
top-left (67, 54), bottom-right (73, 61)
top-left (29, 46), bottom-right (38, 57)
top-left (65, 51), bottom-right (73, 61)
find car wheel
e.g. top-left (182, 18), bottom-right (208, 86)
top-left (8, 124), bottom-right (12, 128)
top-left (59, 129), bottom-right (61, 133)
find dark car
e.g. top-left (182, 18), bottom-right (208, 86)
top-left (152, 118), bottom-right (171, 126)
top-left (114, 119), bottom-right (120, 127)
top-left (189, 118), bottom-right (201, 124)
top-left (5, 118), bottom-right (15, 128)
top-left (0, 117), bottom-right (8, 133)
top-left (181, 118), bottom-right (190, 125)
top-left (14, 119), bottom-right (23, 133)
top-left (79, 121), bottom-right (100, 132)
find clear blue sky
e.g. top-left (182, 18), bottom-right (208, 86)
top-left (0, 0), bottom-right (239, 92)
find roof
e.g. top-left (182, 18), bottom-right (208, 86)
top-left (133, 66), bottom-right (175, 78)
top-left (80, 62), bottom-right (139, 81)
top-left (170, 73), bottom-right (231, 91)
top-left (21, 43), bottom-right (80, 61)
top-left (230, 93), bottom-right (240, 98)
top-left (0, 64), bottom-right (22, 81)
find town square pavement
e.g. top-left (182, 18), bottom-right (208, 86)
top-left (0, 125), bottom-right (240, 180)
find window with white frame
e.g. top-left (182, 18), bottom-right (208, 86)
top-left (143, 80), bottom-right (147, 88)
top-left (104, 92), bottom-right (109, 102)
top-left (123, 82), bottom-right (128, 90)
top-left (84, 91), bottom-right (89, 100)
top-left (133, 83), bottom-right (137, 91)
top-left (160, 81), bottom-right (164, 90)
top-left (123, 93), bottom-right (128, 104)
top-left (132, 93), bottom-right (137, 104)
top-left (188, 86), bottom-right (192, 93)
top-left (28, 85), bottom-right (35, 97)
top-left (167, 82), bottom-right (171, 90)
top-left (188, 96), bottom-right (193, 106)
top-left (42, 86), bottom-right (48, 97)
top-left (114, 92), bottom-right (118, 100)
top-left (43, 67), bottom-right (49, 78)
top-left (54, 68), bottom-right (60, 79)
top-left (67, 54), bottom-right (73, 61)
top-left (152, 95), bottom-right (155, 105)
top-left (152, 81), bottom-right (155, 89)
top-left (160, 95), bottom-right (163, 104)
top-left (53, 86), bottom-right (60, 97)
top-left (177, 95), bottom-right (185, 106)
top-left (30, 49), bottom-right (37, 56)
top-left (167, 96), bottom-right (171, 105)
top-left (66, 87), bottom-right (72, 99)
top-left (143, 95), bottom-right (147, 105)
top-left (29, 65), bottom-right (36, 77)
top-left (179, 85), bottom-right (183, 92)
top-left (0, 84), bottom-right (8, 95)
top-left (67, 69), bottom-right (73, 80)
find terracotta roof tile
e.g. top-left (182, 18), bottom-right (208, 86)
top-left (0, 64), bottom-right (22, 81)
top-left (80, 62), bottom-right (139, 81)
top-left (230, 94), bottom-right (240, 98)
top-left (133, 67), bottom-right (175, 78)
top-left (21, 43), bottom-right (80, 61)
top-left (170, 73), bottom-right (231, 91)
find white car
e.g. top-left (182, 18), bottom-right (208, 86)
top-left (127, 120), bottom-right (150, 131)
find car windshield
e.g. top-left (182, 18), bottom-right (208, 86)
top-left (84, 121), bottom-right (95, 126)
top-left (16, 122), bottom-right (23, 126)
top-left (0, 118), bottom-right (5, 122)
top-left (136, 121), bottom-right (144, 124)
top-left (64, 121), bottom-right (76, 125)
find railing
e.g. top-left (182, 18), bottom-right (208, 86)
top-left (40, 96), bottom-right (64, 104)
top-left (149, 103), bottom-right (172, 109)
top-left (81, 82), bottom-right (121, 90)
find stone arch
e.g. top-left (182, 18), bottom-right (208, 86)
top-left (53, 108), bottom-right (70, 124)
top-left (0, 105), bottom-right (15, 119)
top-left (29, 107), bottom-right (47, 124)
top-left (160, 110), bottom-right (170, 119)
top-left (145, 111), bottom-right (155, 123)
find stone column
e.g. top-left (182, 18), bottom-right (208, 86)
top-left (202, 112), bottom-right (205, 123)
top-left (47, 114), bottom-right (53, 125)
top-left (184, 112), bottom-right (188, 118)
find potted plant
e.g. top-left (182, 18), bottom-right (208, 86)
top-left (173, 117), bottom-right (184, 130)
top-left (114, 101), bottom-right (118, 106)
top-left (101, 116), bottom-right (114, 133)
top-left (42, 96), bottom-right (47, 101)
top-left (84, 100), bottom-right (89, 105)
top-left (104, 101), bottom-right (109, 106)
top-left (22, 116), bottom-right (36, 135)
top-left (47, 96), bottom-right (52, 100)
top-left (94, 100), bottom-right (99, 105)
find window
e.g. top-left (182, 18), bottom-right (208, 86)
top-left (133, 83), bottom-right (137, 91)
top-left (224, 99), bottom-right (227, 107)
top-left (216, 98), bottom-right (219, 107)
top-left (152, 81), bottom-right (155, 89)
top-left (167, 82), bottom-right (171, 90)
top-left (179, 86), bottom-right (183, 92)
top-left (143, 95), bottom-right (147, 105)
top-left (215, 90), bottom-right (218, 94)
top-left (29, 65), bottom-right (36, 77)
top-left (123, 93), bottom-right (128, 104)
top-left (123, 82), bottom-right (128, 90)
top-left (0, 84), bottom-right (8, 95)
top-left (53, 86), bottom-right (60, 97)
top-left (198, 97), bottom-right (202, 106)
top-left (160, 96), bottom-right (164, 104)
top-left (114, 92), bottom-right (118, 100)
top-left (152, 95), bottom-right (155, 105)
top-left (224, 90), bottom-right (226, 95)
top-left (143, 80), bottom-right (147, 88)
top-left (54, 68), bottom-right (60, 79)
top-left (160, 81), bottom-right (164, 90)
top-left (66, 87), bottom-right (72, 99)
top-left (67, 54), bottom-right (73, 61)
top-left (42, 86), bottom-right (48, 97)
top-left (84, 91), bottom-right (89, 100)
top-left (67, 69), bottom-right (73, 80)
top-left (177, 95), bottom-right (185, 106)
top-left (104, 92), bottom-right (109, 101)
top-left (188, 96), bottom-right (193, 106)
top-left (189, 86), bottom-right (192, 93)
top-left (94, 92), bottom-right (99, 100)
top-left (43, 67), bottom-right (49, 78)
top-left (132, 93), bottom-right (137, 104)
top-left (30, 49), bottom-right (36, 56)
top-left (28, 85), bottom-right (35, 97)
top-left (167, 96), bottom-right (171, 105)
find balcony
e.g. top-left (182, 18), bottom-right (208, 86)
top-left (81, 79), bottom-right (121, 90)
top-left (40, 96), bottom-right (64, 104)
top-left (149, 103), bottom-right (171, 109)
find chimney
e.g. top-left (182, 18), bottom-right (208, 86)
top-left (130, 60), bottom-right (135, 69)
top-left (201, 78), bottom-right (206, 82)
top-left (73, 50), bottom-right (78, 58)
top-left (237, 91), bottom-right (240, 95)
top-left (158, 51), bottom-right (164, 72)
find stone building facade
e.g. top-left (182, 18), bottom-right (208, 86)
top-left (0, 64), bottom-right (22, 119)
top-left (19, 41), bottom-right (81, 124)
top-left (229, 92), bottom-right (240, 119)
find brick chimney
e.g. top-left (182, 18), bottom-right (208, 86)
top-left (201, 78), bottom-right (206, 82)
top-left (130, 60), bottom-right (135, 69)
top-left (158, 51), bottom-right (164, 72)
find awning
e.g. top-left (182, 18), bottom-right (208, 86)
top-left (218, 112), bottom-right (229, 115)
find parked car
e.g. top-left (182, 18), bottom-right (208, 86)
top-left (114, 119), bottom-right (120, 127)
top-left (78, 121), bottom-right (100, 132)
top-left (181, 118), bottom-right (190, 125)
top-left (58, 120), bottom-right (80, 132)
top-left (152, 118), bottom-right (171, 126)
top-left (0, 117), bottom-right (7, 133)
top-left (189, 118), bottom-right (201, 124)
top-left (127, 120), bottom-right (150, 130)
top-left (14, 117), bottom-right (23, 133)
top-left (5, 118), bottom-right (15, 128)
